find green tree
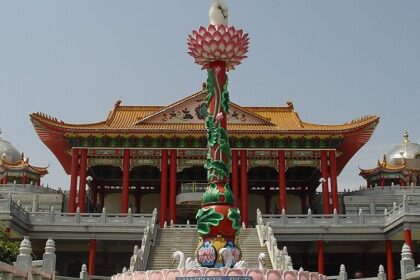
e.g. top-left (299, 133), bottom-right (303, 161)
top-left (0, 226), bottom-right (19, 264)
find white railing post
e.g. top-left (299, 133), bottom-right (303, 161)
top-left (400, 243), bottom-right (415, 280)
top-left (41, 238), bottom-right (56, 274)
top-left (338, 264), bottom-right (347, 280)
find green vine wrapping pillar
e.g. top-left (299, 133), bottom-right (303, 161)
top-left (195, 61), bottom-right (242, 268)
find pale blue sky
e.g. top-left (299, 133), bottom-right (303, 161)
top-left (0, 1), bottom-right (419, 190)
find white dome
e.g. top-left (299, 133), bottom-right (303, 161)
top-left (386, 131), bottom-right (420, 164)
top-left (0, 137), bottom-right (21, 164)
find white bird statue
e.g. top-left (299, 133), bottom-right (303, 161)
top-left (209, 0), bottom-right (229, 25)
top-left (234, 260), bottom-right (247, 268)
top-left (258, 252), bottom-right (266, 269)
top-left (172, 251), bottom-right (201, 269)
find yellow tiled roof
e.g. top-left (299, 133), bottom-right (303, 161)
top-left (30, 92), bottom-right (379, 135)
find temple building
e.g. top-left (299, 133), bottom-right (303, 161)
top-left (30, 88), bottom-right (379, 225)
top-left (0, 131), bottom-right (48, 186)
top-left (359, 131), bottom-right (420, 188)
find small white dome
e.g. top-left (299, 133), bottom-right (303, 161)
top-left (0, 136), bottom-right (21, 164)
top-left (386, 131), bottom-right (420, 164)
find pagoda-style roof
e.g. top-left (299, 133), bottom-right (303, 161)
top-left (0, 158), bottom-right (49, 176)
top-left (359, 155), bottom-right (409, 179)
top-left (30, 90), bottom-right (379, 174)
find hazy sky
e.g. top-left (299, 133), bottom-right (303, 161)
top-left (0, 1), bottom-right (419, 191)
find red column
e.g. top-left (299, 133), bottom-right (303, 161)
top-left (380, 177), bottom-right (385, 189)
top-left (22, 174), bottom-right (27, 185)
top-left (329, 150), bottom-right (339, 213)
top-left (278, 150), bottom-right (287, 213)
top-left (88, 239), bottom-right (96, 276)
top-left (321, 150), bottom-right (330, 214)
top-left (404, 228), bottom-right (413, 253)
top-left (78, 149), bottom-right (88, 213)
top-left (68, 148), bottom-right (79, 213)
top-left (121, 149), bottom-right (131, 213)
top-left (231, 150), bottom-right (239, 207)
top-left (160, 150), bottom-right (168, 227)
top-left (169, 149), bottom-right (177, 223)
top-left (400, 178), bottom-right (405, 187)
top-left (386, 240), bottom-right (394, 280)
top-left (318, 240), bottom-right (325, 274)
top-left (36, 178), bottom-right (40, 186)
top-left (240, 150), bottom-right (248, 226)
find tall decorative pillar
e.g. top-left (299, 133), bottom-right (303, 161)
top-left (121, 149), bottom-right (131, 213)
top-left (380, 177), bottom-right (385, 189)
top-left (231, 150), bottom-right (239, 207)
top-left (329, 150), bottom-right (339, 213)
top-left (187, 5), bottom-right (249, 267)
top-left (78, 149), bottom-right (88, 213)
top-left (278, 150), bottom-right (287, 213)
top-left (169, 149), bottom-right (177, 223)
top-left (22, 174), bottom-right (27, 185)
top-left (160, 150), bottom-right (168, 227)
top-left (68, 148), bottom-right (79, 213)
top-left (320, 150), bottom-right (330, 214)
top-left (386, 240), bottom-right (394, 280)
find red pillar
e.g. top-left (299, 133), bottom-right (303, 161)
top-left (321, 150), bottom-right (330, 214)
top-left (22, 174), bottom-right (27, 185)
top-left (386, 240), bottom-right (394, 280)
top-left (231, 150), bottom-right (239, 208)
top-left (121, 149), bottom-right (131, 213)
top-left (404, 228), bottom-right (413, 253)
top-left (160, 150), bottom-right (168, 227)
top-left (240, 150), bottom-right (248, 226)
top-left (78, 149), bottom-right (88, 213)
top-left (278, 150), bottom-right (287, 213)
top-left (169, 149), bottom-right (177, 223)
top-left (68, 148), bottom-right (79, 213)
top-left (318, 240), bottom-right (325, 274)
top-left (380, 177), bottom-right (385, 189)
top-left (329, 150), bottom-right (339, 213)
top-left (88, 239), bottom-right (96, 276)
top-left (400, 178), bottom-right (405, 187)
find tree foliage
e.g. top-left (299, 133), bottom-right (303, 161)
top-left (0, 226), bottom-right (19, 264)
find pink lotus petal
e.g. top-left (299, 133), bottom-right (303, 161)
top-left (238, 30), bottom-right (243, 36)
top-left (213, 31), bottom-right (222, 41)
top-left (231, 34), bottom-right (239, 44)
top-left (204, 32), bottom-right (212, 42)
top-left (217, 24), bottom-right (226, 35)
top-left (208, 25), bottom-right (216, 35)
top-left (225, 41), bottom-right (234, 52)
top-left (214, 49), bottom-right (221, 58)
top-left (202, 41), bottom-right (211, 53)
top-left (218, 41), bottom-right (226, 52)
top-left (199, 26), bottom-right (207, 35)
top-left (209, 39), bottom-right (218, 52)
top-left (228, 26), bottom-right (236, 35)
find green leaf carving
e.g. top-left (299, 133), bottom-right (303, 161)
top-left (223, 183), bottom-right (234, 205)
top-left (217, 127), bottom-right (231, 160)
top-left (221, 75), bottom-right (230, 113)
top-left (196, 207), bottom-right (224, 235)
top-left (228, 208), bottom-right (242, 235)
top-left (206, 116), bottom-right (217, 147)
top-left (209, 160), bottom-right (229, 178)
top-left (202, 183), bottom-right (221, 204)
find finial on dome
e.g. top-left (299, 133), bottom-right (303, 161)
top-left (403, 130), bottom-right (410, 144)
top-left (209, 0), bottom-right (229, 25)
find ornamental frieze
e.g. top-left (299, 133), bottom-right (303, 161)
top-left (287, 159), bottom-right (318, 168)
top-left (131, 158), bottom-right (159, 168)
top-left (248, 159), bottom-right (276, 169)
top-left (88, 158), bottom-right (122, 168)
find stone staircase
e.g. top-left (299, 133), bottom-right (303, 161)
top-left (146, 228), bottom-right (199, 270)
top-left (146, 227), bottom-right (271, 270)
top-left (238, 228), bottom-right (272, 269)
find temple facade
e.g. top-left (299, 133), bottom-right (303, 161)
top-left (30, 89), bottom-right (379, 226)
